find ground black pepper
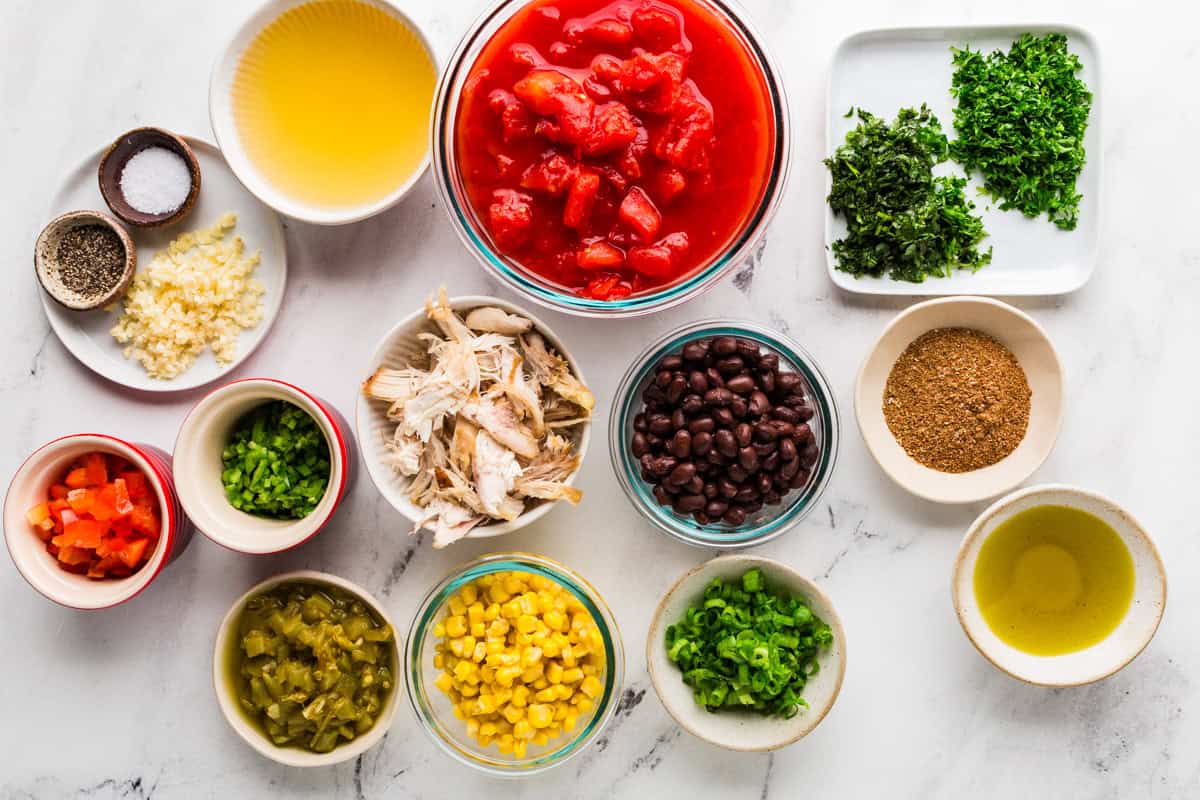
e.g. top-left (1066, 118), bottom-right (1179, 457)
top-left (54, 224), bottom-right (126, 298)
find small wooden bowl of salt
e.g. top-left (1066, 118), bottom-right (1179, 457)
top-left (98, 127), bottom-right (201, 228)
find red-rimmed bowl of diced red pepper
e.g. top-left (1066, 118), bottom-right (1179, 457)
top-left (3, 434), bottom-right (194, 610)
top-left (433, 0), bottom-right (789, 317)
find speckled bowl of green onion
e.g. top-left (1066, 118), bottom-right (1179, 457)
top-left (174, 378), bottom-right (356, 554)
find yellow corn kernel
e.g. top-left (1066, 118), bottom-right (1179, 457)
top-left (503, 704), bottom-right (524, 724)
top-left (579, 675), bottom-right (602, 699)
top-left (433, 622), bottom-right (446, 638)
top-left (535, 687), bottom-right (557, 703)
top-left (563, 713), bottom-right (578, 732)
top-left (449, 638), bottom-right (465, 658)
top-left (531, 677), bottom-right (549, 691)
top-left (452, 704), bottom-right (466, 720)
top-left (514, 740), bottom-right (528, 759)
top-left (554, 684), bottom-right (573, 701)
top-left (544, 725), bottom-right (561, 741)
top-left (459, 683), bottom-right (479, 698)
top-left (445, 615), bottom-right (467, 638)
top-left (486, 639), bottom-right (504, 655)
top-left (575, 697), bottom-right (593, 714)
top-left (488, 619), bottom-right (510, 637)
top-left (434, 672), bottom-right (454, 693)
top-left (504, 574), bottom-right (525, 595)
top-left (522, 646), bottom-right (543, 667)
top-left (433, 653), bottom-right (445, 670)
top-left (472, 642), bottom-right (487, 662)
top-left (481, 666), bottom-right (496, 683)
top-left (477, 574), bottom-right (496, 587)
top-left (466, 718), bottom-right (481, 737)
top-left (516, 614), bottom-right (537, 634)
top-left (488, 584), bottom-right (511, 604)
top-left (484, 602), bottom-right (500, 622)
top-left (497, 735), bottom-right (515, 755)
top-left (512, 685), bottom-right (530, 708)
top-left (521, 664), bottom-right (544, 683)
top-left (460, 583), bottom-right (479, 604)
top-left (528, 704), bottom-right (554, 728)
top-left (453, 661), bottom-right (474, 681)
top-left (495, 666), bottom-right (522, 687)
top-left (472, 695), bottom-right (497, 716)
top-left (561, 667), bottom-right (584, 684)
top-left (448, 596), bottom-right (467, 616)
top-left (470, 622), bottom-right (486, 639)
top-left (513, 719), bottom-right (534, 740)
top-left (534, 732), bottom-right (549, 746)
top-left (543, 609), bottom-right (566, 632)
top-left (546, 662), bottom-right (564, 684)
top-left (480, 721), bottom-right (497, 737)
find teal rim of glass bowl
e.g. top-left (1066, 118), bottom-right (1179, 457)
top-left (609, 320), bottom-right (840, 547)
top-left (404, 553), bottom-right (624, 776)
top-left (430, 0), bottom-right (790, 317)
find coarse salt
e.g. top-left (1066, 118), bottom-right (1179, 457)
top-left (119, 146), bottom-right (192, 215)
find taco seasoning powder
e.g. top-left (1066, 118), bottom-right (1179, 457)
top-left (883, 328), bottom-right (1031, 473)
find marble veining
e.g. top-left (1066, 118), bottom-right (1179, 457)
top-left (3, 0), bottom-right (1200, 798)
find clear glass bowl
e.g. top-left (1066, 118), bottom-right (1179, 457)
top-left (404, 553), bottom-right (625, 776)
top-left (609, 320), bottom-right (840, 547)
top-left (430, 0), bottom-right (791, 318)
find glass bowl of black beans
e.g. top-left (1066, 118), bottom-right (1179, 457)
top-left (609, 320), bottom-right (839, 548)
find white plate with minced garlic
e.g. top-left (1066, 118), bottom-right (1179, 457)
top-left (41, 136), bottom-right (287, 392)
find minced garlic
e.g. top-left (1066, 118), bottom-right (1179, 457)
top-left (111, 212), bottom-right (265, 380)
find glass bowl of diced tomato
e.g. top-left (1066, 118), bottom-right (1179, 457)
top-left (3, 434), bottom-right (194, 609)
top-left (433, 0), bottom-right (789, 317)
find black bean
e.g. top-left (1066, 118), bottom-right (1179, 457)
top-left (681, 394), bottom-right (703, 415)
top-left (632, 432), bottom-right (648, 458)
top-left (777, 372), bottom-right (801, 393)
top-left (668, 462), bottom-right (696, 485)
top-left (653, 485), bottom-right (671, 505)
top-left (758, 370), bottom-right (776, 393)
top-left (725, 374), bottom-right (755, 394)
top-left (799, 444), bottom-right (819, 469)
top-left (738, 446), bottom-right (759, 472)
top-left (704, 367), bottom-right (724, 388)
top-left (688, 370), bottom-right (708, 394)
top-left (718, 478), bottom-right (738, 498)
top-left (703, 388), bottom-right (733, 407)
top-left (692, 431), bottom-right (713, 456)
top-left (735, 423), bottom-right (753, 447)
top-left (713, 408), bottom-right (734, 427)
top-left (688, 415), bottom-right (715, 434)
top-left (741, 499), bottom-right (763, 514)
top-left (654, 369), bottom-right (672, 388)
top-left (788, 468), bottom-right (811, 489)
top-left (716, 356), bottom-right (744, 376)
top-left (736, 339), bottom-right (761, 361)
top-left (772, 406), bottom-right (800, 424)
top-left (649, 456), bottom-right (677, 476)
top-left (686, 476), bottom-right (704, 494)
top-left (670, 430), bottom-right (692, 458)
top-left (727, 465), bottom-right (749, 483)
top-left (641, 467), bottom-right (655, 482)
top-left (703, 482), bottom-right (718, 499)
top-left (756, 472), bottom-right (773, 495)
top-left (759, 353), bottom-right (779, 372)
top-left (660, 354), bottom-right (683, 371)
top-left (674, 493), bottom-right (705, 513)
top-left (779, 438), bottom-right (797, 462)
top-left (762, 451), bottom-right (780, 472)
top-left (666, 376), bottom-right (686, 404)
top-left (705, 500), bottom-right (729, 518)
top-left (645, 433), bottom-right (662, 450)
top-left (671, 408), bottom-right (686, 431)
top-left (730, 397), bottom-right (748, 419)
top-left (633, 413), bottom-right (648, 433)
top-left (753, 441), bottom-right (776, 457)
top-left (712, 336), bottom-right (738, 355)
top-left (764, 490), bottom-right (782, 506)
top-left (753, 422), bottom-right (778, 442)
top-left (682, 342), bottom-right (707, 362)
top-left (794, 423), bottom-right (814, 446)
top-left (779, 458), bottom-right (800, 481)
top-left (748, 390), bottom-right (770, 417)
top-left (693, 511), bottom-right (711, 525)
top-left (643, 384), bottom-right (665, 404)
top-left (734, 486), bottom-right (759, 503)
top-left (663, 481), bottom-right (681, 494)
top-left (792, 400), bottom-right (815, 422)
top-left (771, 421), bottom-right (795, 439)
top-left (714, 429), bottom-right (737, 457)
top-left (773, 472), bottom-right (791, 490)
top-left (706, 450), bottom-right (727, 465)
top-left (723, 507), bottom-right (747, 526)
top-left (648, 414), bottom-right (672, 435)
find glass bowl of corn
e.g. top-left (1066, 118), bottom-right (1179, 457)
top-left (405, 552), bottom-right (624, 775)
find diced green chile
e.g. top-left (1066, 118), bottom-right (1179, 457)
top-left (221, 400), bottom-right (331, 519)
top-left (664, 568), bottom-right (833, 719)
top-left (228, 581), bottom-right (395, 753)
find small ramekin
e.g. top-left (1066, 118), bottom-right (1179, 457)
top-left (209, 0), bottom-right (437, 225)
top-left (3, 433), bottom-right (194, 610)
top-left (405, 553), bottom-right (624, 776)
top-left (213, 570), bottom-right (402, 767)
top-left (609, 320), bottom-right (839, 548)
top-left (356, 295), bottom-right (590, 540)
top-left (953, 484), bottom-right (1167, 687)
top-left (431, 0), bottom-right (791, 318)
top-left (174, 378), bottom-right (356, 554)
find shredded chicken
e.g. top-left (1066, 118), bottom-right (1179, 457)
top-left (364, 288), bottom-right (592, 546)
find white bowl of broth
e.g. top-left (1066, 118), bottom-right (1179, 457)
top-left (210, 0), bottom-right (437, 224)
top-left (953, 484), bottom-right (1166, 687)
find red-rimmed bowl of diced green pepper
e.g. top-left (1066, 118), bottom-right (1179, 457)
top-left (174, 378), bottom-right (356, 554)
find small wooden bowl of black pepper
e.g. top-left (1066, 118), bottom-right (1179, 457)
top-left (609, 320), bottom-right (841, 549)
top-left (34, 210), bottom-right (136, 311)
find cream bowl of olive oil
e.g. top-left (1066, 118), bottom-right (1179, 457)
top-left (210, 0), bottom-right (437, 224)
top-left (953, 484), bottom-right (1166, 687)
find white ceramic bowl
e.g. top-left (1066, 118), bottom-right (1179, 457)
top-left (3, 434), bottom-right (194, 609)
top-left (213, 570), bottom-right (402, 766)
top-left (953, 484), bottom-right (1167, 687)
top-left (174, 378), bottom-right (356, 554)
top-left (647, 555), bottom-right (846, 751)
top-left (356, 295), bottom-right (591, 540)
top-left (855, 296), bottom-right (1064, 504)
top-left (208, 0), bottom-right (436, 225)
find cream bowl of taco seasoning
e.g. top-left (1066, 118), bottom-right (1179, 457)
top-left (855, 297), bottom-right (1063, 504)
top-left (34, 210), bottom-right (135, 310)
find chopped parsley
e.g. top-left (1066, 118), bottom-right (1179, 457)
top-left (949, 33), bottom-right (1093, 231)
top-left (824, 105), bottom-right (992, 283)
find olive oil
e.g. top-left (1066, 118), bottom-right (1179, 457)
top-left (973, 504), bottom-right (1134, 656)
top-left (232, 0), bottom-right (435, 209)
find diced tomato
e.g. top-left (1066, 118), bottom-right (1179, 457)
top-left (653, 168), bottom-right (688, 205)
top-left (591, 53), bottom-right (623, 82)
top-left (618, 52), bottom-right (686, 115)
top-left (84, 453), bottom-right (107, 486)
top-left (582, 76), bottom-right (613, 101)
top-left (508, 43), bottom-right (541, 68)
top-left (563, 171), bottom-right (601, 230)
top-left (520, 152), bottom-right (579, 196)
top-left (584, 103), bottom-right (639, 156)
top-left (628, 231), bottom-right (690, 277)
top-left (580, 18), bottom-right (633, 46)
top-left (655, 81), bottom-right (714, 173)
top-left (576, 240), bottom-right (625, 270)
top-left (56, 545), bottom-right (93, 566)
top-left (488, 189), bottom-right (535, 250)
top-left (582, 273), bottom-right (633, 300)
top-left (118, 538), bottom-right (150, 569)
top-left (618, 187), bottom-right (662, 241)
top-left (487, 89), bottom-right (534, 143)
top-left (514, 69), bottom-right (596, 143)
top-left (631, 3), bottom-right (685, 50)
top-left (64, 468), bottom-right (89, 489)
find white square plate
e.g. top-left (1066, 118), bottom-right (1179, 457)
top-left (825, 25), bottom-right (1101, 296)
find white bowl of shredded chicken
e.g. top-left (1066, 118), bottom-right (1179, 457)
top-left (357, 290), bottom-right (594, 548)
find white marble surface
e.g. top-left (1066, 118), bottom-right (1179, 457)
top-left (2, 0), bottom-right (1198, 797)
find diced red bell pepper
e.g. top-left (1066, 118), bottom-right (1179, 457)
top-left (563, 171), bottom-right (600, 230)
top-left (49, 483), bottom-right (69, 500)
top-left (66, 488), bottom-right (95, 515)
top-left (56, 545), bottom-right (93, 566)
top-left (106, 455), bottom-right (131, 475)
top-left (130, 503), bottom-right (160, 538)
top-left (119, 538), bottom-right (149, 569)
top-left (488, 189), bottom-right (535, 250)
top-left (520, 152), bottom-right (579, 196)
top-left (84, 453), bottom-right (108, 486)
top-left (118, 471), bottom-right (150, 502)
top-left (618, 187), bottom-right (662, 241)
top-left (576, 240), bottom-right (625, 270)
top-left (65, 519), bottom-right (107, 549)
top-left (26, 502), bottom-right (51, 527)
top-left (111, 479), bottom-right (134, 517)
top-left (96, 535), bottom-right (128, 559)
